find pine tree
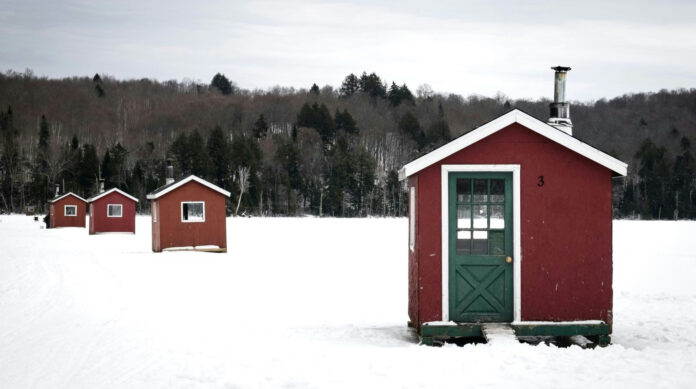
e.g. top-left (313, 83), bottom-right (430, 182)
top-left (359, 72), bottom-right (387, 98)
top-left (388, 82), bottom-right (402, 106)
top-left (398, 111), bottom-right (426, 150)
top-left (253, 114), bottom-right (269, 139)
top-left (399, 84), bottom-right (414, 104)
top-left (334, 109), bottom-right (359, 135)
top-left (210, 73), bottom-right (234, 95)
top-left (309, 83), bottom-right (320, 95)
top-left (672, 136), bottom-right (696, 219)
top-left (207, 126), bottom-right (231, 188)
top-left (339, 73), bottom-right (360, 97)
top-left (635, 138), bottom-right (671, 219)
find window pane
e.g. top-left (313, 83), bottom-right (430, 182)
top-left (457, 205), bottom-right (471, 228)
top-left (489, 231), bottom-right (505, 255)
top-left (473, 205), bottom-right (487, 228)
top-left (456, 179), bottom-right (471, 203)
top-left (456, 230), bottom-right (471, 254)
top-left (472, 230), bottom-right (488, 254)
top-left (473, 179), bottom-right (488, 202)
top-left (490, 179), bottom-right (505, 203)
top-left (108, 205), bottom-right (122, 217)
top-left (182, 203), bottom-right (188, 220)
top-left (186, 203), bottom-right (204, 221)
top-left (490, 205), bottom-right (504, 229)
top-left (65, 206), bottom-right (76, 216)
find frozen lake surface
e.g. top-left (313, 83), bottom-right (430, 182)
top-left (0, 215), bottom-right (694, 388)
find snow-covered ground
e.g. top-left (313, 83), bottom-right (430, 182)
top-left (0, 215), bottom-right (694, 388)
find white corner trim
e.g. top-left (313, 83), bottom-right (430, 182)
top-left (409, 186), bottom-right (415, 252)
top-left (89, 188), bottom-right (139, 203)
top-left (181, 201), bottom-right (205, 223)
top-left (107, 204), bottom-right (123, 218)
top-left (441, 164), bottom-right (522, 323)
top-left (146, 175), bottom-right (231, 199)
top-left (64, 204), bottom-right (78, 217)
top-left (401, 109), bottom-right (627, 181)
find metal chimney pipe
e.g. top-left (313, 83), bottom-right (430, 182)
top-left (548, 66), bottom-right (573, 135)
top-left (166, 159), bottom-right (174, 185)
top-left (55, 184), bottom-right (60, 197)
top-left (99, 179), bottom-right (105, 193)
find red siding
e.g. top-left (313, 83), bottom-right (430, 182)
top-left (412, 123), bottom-right (613, 325)
top-left (151, 181), bottom-right (227, 252)
top-left (49, 195), bottom-right (86, 228)
top-left (89, 192), bottom-right (137, 234)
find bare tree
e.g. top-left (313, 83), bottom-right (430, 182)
top-left (235, 166), bottom-right (250, 216)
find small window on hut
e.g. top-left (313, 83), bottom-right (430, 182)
top-left (107, 204), bottom-right (123, 218)
top-left (64, 205), bottom-right (77, 217)
top-left (409, 186), bottom-right (415, 252)
top-left (181, 201), bottom-right (205, 222)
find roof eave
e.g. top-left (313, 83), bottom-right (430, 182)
top-left (146, 175), bottom-right (231, 199)
top-left (399, 109), bottom-right (628, 180)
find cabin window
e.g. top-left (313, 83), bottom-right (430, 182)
top-left (64, 205), bottom-right (77, 217)
top-left (409, 186), bottom-right (415, 251)
top-left (107, 204), bottom-right (123, 218)
top-left (181, 201), bottom-right (205, 222)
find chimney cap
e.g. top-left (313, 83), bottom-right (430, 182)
top-left (551, 66), bottom-right (571, 72)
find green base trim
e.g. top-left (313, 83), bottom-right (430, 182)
top-left (512, 323), bottom-right (609, 337)
top-left (419, 322), bottom-right (610, 346)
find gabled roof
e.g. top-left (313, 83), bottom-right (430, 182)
top-left (146, 174), bottom-right (231, 200)
top-left (87, 187), bottom-right (139, 203)
top-left (49, 192), bottom-right (87, 204)
top-left (399, 109), bottom-right (628, 180)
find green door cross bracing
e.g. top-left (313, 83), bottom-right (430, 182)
top-left (449, 172), bottom-right (513, 322)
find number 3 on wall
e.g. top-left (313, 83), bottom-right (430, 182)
top-left (537, 175), bottom-right (545, 187)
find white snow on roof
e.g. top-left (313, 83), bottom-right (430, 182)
top-left (146, 175), bottom-right (231, 199)
top-left (87, 188), bottom-right (139, 203)
top-left (49, 192), bottom-right (87, 203)
top-left (399, 109), bottom-right (628, 180)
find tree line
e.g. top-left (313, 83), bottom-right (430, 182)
top-left (0, 69), bottom-right (695, 218)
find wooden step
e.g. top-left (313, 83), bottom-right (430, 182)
top-left (481, 323), bottom-right (518, 345)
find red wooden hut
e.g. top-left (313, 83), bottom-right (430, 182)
top-left (87, 188), bottom-right (139, 234)
top-left (48, 192), bottom-right (87, 228)
top-left (146, 174), bottom-right (230, 252)
top-left (401, 68), bottom-right (627, 346)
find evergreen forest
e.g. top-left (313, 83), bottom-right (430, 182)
top-left (1, 69), bottom-right (695, 219)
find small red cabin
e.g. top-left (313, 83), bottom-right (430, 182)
top-left (87, 188), bottom-right (139, 234)
top-left (48, 192), bottom-right (87, 228)
top-left (146, 175), bottom-right (230, 252)
top-left (401, 109), bottom-right (627, 345)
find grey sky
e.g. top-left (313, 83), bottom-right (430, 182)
top-left (1, 0), bottom-right (695, 101)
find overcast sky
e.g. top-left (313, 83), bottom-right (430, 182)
top-left (1, 0), bottom-right (695, 101)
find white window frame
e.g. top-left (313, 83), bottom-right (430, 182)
top-left (107, 204), bottom-right (123, 218)
top-left (181, 201), bottom-right (205, 223)
top-left (64, 205), bottom-right (77, 217)
top-left (409, 186), bottom-right (415, 252)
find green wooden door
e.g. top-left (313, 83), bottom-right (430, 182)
top-left (449, 172), bottom-right (513, 322)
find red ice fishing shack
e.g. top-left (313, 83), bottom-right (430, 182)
top-left (48, 190), bottom-right (87, 228)
top-left (87, 184), bottom-right (139, 234)
top-left (146, 166), bottom-right (230, 253)
top-left (401, 67), bottom-right (628, 346)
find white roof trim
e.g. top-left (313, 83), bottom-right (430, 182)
top-left (146, 175), bottom-right (231, 200)
top-left (88, 187), bottom-right (139, 203)
top-left (50, 192), bottom-right (87, 203)
top-left (398, 109), bottom-right (627, 180)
